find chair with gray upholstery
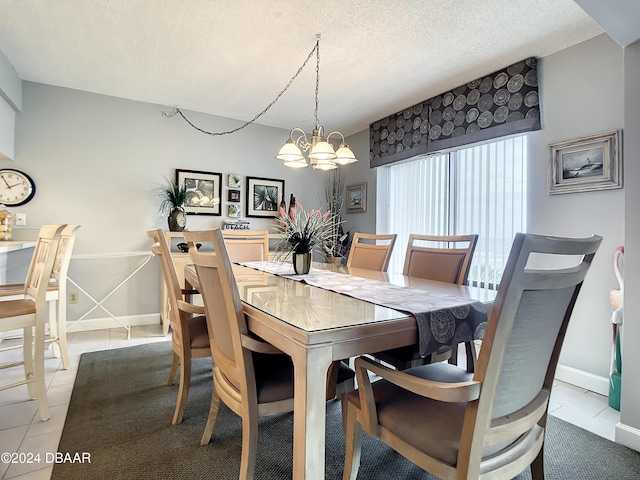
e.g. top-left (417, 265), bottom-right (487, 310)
top-left (342, 232), bottom-right (602, 480)
top-left (184, 228), bottom-right (355, 478)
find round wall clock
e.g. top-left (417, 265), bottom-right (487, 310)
top-left (0, 169), bottom-right (36, 206)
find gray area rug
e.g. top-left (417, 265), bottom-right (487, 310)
top-left (53, 341), bottom-right (640, 479)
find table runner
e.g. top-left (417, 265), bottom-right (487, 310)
top-left (240, 261), bottom-right (487, 357)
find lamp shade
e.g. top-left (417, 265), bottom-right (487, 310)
top-left (334, 144), bottom-right (358, 165)
top-left (284, 158), bottom-right (309, 169)
top-left (276, 139), bottom-right (304, 162)
top-left (312, 159), bottom-right (338, 170)
top-left (309, 140), bottom-right (337, 161)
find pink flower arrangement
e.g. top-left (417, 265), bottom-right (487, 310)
top-left (275, 202), bottom-right (340, 254)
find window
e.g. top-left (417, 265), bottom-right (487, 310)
top-left (378, 135), bottom-right (527, 288)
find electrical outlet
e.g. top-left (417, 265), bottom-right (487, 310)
top-left (15, 213), bottom-right (26, 226)
top-left (69, 292), bottom-right (79, 304)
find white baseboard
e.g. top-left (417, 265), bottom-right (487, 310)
top-left (615, 422), bottom-right (640, 452)
top-left (555, 363), bottom-right (609, 396)
top-left (65, 313), bottom-right (161, 333)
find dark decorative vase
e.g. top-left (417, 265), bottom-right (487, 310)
top-left (168, 207), bottom-right (186, 232)
top-left (293, 252), bottom-right (312, 274)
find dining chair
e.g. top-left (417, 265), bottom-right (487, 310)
top-left (373, 233), bottom-right (479, 372)
top-left (221, 230), bottom-right (269, 262)
top-left (147, 228), bottom-right (210, 425)
top-left (0, 224), bottom-right (66, 421)
top-left (0, 225), bottom-right (81, 370)
top-left (342, 232), bottom-right (602, 480)
top-left (184, 228), bottom-right (355, 479)
top-left (346, 232), bottom-right (397, 272)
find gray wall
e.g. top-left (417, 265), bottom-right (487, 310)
top-left (7, 82), bottom-right (327, 328)
top-left (620, 39), bottom-right (640, 451)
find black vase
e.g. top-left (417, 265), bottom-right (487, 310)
top-left (168, 207), bottom-right (186, 232)
top-left (293, 252), bottom-right (312, 274)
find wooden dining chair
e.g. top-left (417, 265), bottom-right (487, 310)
top-left (0, 225), bottom-right (81, 370)
top-left (147, 228), bottom-right (210, 425)
top-left (221, 230), bottom-right (269, 262)
top-left (184, 228), bottom-right (355, 479)
top-left (373, 233), bottom-right (479, 371)
top-left (0, 224), bottom-right (66, 421)
top-left (346, 233), bottom-right (397, 272)
top-left (342, 233), bottom-right (602, 480)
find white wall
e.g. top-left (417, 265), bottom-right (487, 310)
top-left (8, 82), bottom-right (326, 327)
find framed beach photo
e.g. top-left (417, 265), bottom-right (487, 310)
top-left (176, 169), bottom-right (222, 215)
top-left (246, 176), bottom-right (285, 218)
top-left (548, 130), bottom-right (622, 194)
top-left (346, 182), bottom-right (367, 213)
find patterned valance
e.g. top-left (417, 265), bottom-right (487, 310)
top-left (370, 58), bottom-right (540, 168)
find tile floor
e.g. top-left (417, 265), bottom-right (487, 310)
top-left (0, 324), bottom-right (623, 479)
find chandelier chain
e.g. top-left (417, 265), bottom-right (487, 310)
top-left (165, 40), bottom-right (320, 136)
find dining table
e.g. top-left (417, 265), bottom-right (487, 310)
top-left (185, 260), bottom-right (495, 480)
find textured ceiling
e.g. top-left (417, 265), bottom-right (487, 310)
top-left (0, 1), bottom-right (602, 136)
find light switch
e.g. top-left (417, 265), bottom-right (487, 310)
top-left (15, 213), bottom-right (26, 226)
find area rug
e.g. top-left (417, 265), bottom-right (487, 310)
top-left (53, 342), bottom-right (640, 479)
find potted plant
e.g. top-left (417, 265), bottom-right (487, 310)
top-left (274, 202), bottom-right (341, 274)
top-left (153, 177), bottom-right (187, 232)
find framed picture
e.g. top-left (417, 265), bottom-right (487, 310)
top-left (227, 204), bottom-right (241, 217)
top-left (548, 130), bottom-right (622, 195)
top-left (228, 173), bottom-right (241, 188)
top-left (246, 176), bottom-right (285, 218)
top-left (176, 169), bottom-right (222, 215)
top-left (346, 182), bottom-right (367, 213)
top-left (228, 189), bottom-right (241, 202)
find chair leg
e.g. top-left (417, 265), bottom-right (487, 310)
top-left (48, 299), bottom-right (61, 359)
top-left (200, 386), bottom-right (221, 446)
top-left (166, 353), bottom-right (179, 386)
top-left (57, 298), bottom-right (71, 370)
top-left (530, 442), bottom-right (545, 479)
top-left (23, 326), bottom-right (35, 398)
top-left (172, 354), bottom-right (191, 425)
top-left (464, 341), bottom-right (477, 373)
top-left (33, 321), bottom-right (50, 421)
top-left (447, 343), bottom-right (459, 366)
top-left (342, 399), bottom-right (363, 480)
top-left (239, 406), bottom-right (258, 480)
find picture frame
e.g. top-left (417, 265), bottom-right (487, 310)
top-left (227, 189), bottom-right (241, 203)
top-left (246, 176), bottom-right (285, 218)
top-left (227, 204), bottom-right (241, 217)
top-left (176, 169), bottom-right (222, 215)
top-left (228, 173), bottom-right (241, 188)
top-left (548, 130), bottom-right (622, 195)
top-left (346, 182), bottom-right (367, 213)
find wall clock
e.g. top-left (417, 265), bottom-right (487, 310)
top-left (0, 169), bottom-right (36, 206)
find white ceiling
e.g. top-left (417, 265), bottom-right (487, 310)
top-left (0, 1), bottom-right (603, 136)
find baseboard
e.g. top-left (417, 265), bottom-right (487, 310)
top-left (555, 363), bottom-right (609, 396)
top-left (615, 422), bottom-right (640, 452)
top-left (65, 313), bottom-right (161, 333)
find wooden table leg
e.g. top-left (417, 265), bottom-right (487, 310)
top-left (291, 345), bottom-right (333, 480)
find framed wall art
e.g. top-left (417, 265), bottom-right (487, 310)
top-left (246, 176), bottom-right (285, 218)
top-left (228, 173), bottom-right (241, 188)
top-left (346, 182), bottom-right (367, 213)
top-left (227, 204), bottom-right (241, 217)
top-left (548, 130), bottom-right (622, 195)
top-left (176, 169), bottom-right (222, 215)
top-left (228, 189), bottom-right (241, 202)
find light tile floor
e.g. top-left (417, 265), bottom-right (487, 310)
top-left (0, 325), bottom-right (622, 479)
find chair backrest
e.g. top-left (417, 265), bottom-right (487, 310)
top-left (461, 233), bottom-right (602, 474)
top-left (25, 225), bottom-right (66, 305)
top-left (402, 233), bottom-right (478, 284)
top-left (221, 230), bottom-right (269, 262)
top-left (184, 229), bottom-right (253, 396)
top-left (51, 224), bottom-right (81, 289)
top-left (147, 229), bottom-right (187, 347)
top-left (347, 233), bottom-right (397, 272)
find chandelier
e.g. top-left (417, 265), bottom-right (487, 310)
top-left (276, 35), bottom-right (358, 170)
